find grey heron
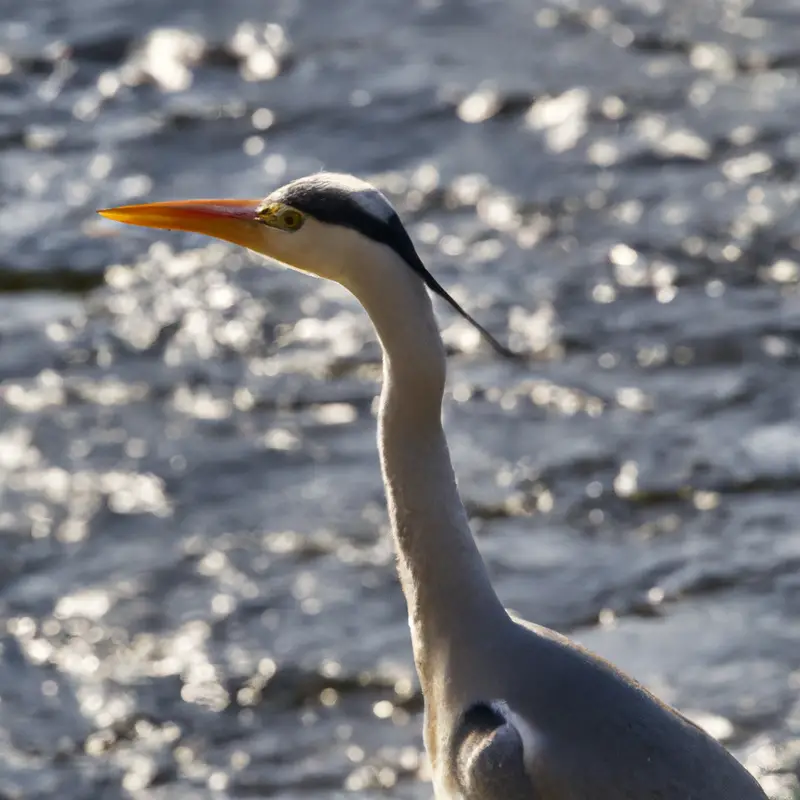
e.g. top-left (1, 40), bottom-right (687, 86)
top-left (99, 172), bottom-right (767, 799)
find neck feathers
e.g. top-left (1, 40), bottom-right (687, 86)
top-left (343, 246), bottom-right (506, 683)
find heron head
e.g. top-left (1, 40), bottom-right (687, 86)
top-left (99, 172), bottom-right (515, 357)
top-left (98, 172), bottom-right (413, 286)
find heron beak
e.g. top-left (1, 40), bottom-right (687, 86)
top-left (97, 198), bottom-right (265, 251)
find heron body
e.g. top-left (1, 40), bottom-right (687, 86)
top-left (100, 173), bottom-right (767, 799)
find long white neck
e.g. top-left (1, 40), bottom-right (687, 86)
top-left (344, 246), bottom-right (508, 687)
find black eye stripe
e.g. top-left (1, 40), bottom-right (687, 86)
top-left (261, 178), bottom-right (516, 359)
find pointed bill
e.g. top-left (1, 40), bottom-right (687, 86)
top-left (98, 198), bottom-right (265, 250)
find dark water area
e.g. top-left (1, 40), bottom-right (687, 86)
top-left (1, 0), bottom-right (800, 796)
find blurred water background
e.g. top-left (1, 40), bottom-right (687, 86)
top-left (1, 0), bottom-right (800, 797)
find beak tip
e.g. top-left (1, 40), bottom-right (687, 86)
top-left (90, 199), bottom-right (264, 247)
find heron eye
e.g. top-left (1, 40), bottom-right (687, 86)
top-left (280, 208), bottom-right (304, 231)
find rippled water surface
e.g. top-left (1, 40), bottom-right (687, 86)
top-left (2, 0), bottom-right (800, 797)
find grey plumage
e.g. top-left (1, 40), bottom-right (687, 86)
top-left (460, 619), bottom-right (764, 797)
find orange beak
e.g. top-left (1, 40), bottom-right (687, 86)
top-left (97, 198), bottom-right (266, 251)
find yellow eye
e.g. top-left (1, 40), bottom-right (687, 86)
top-left (279, 208), bottom-right (304, 231)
